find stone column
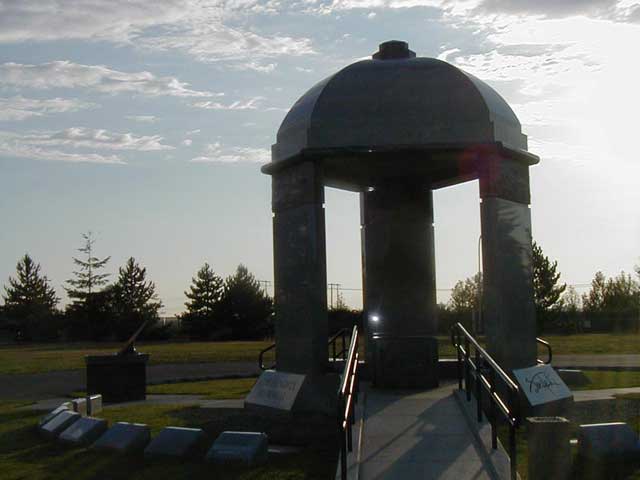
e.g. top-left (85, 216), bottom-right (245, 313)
top-left (527, 417), bottom-right (572, 480)
top-left (272, 161), bottom-right (328, 376)
top-left (360, 185), bottom-right (438, 387)
top-left (479, 155), bottom-right (537, 371)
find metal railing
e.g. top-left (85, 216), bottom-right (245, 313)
top-left (451, 323), bottom-right (521, 480)
top-left (258, 328), bottom-right (353, 371)
top-left (337, 325), bottom-right (359, 480)
top-left (536, 337), bottom-right (552, 365)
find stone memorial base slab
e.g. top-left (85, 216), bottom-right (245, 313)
top-left (245, 370), bottom-right (339, 416)
top-left (373, 336), bottom-right (438, 389)
top-left (206, 431), bottom-right (268, 466)
top-left (144, 427), bottom-right (205, 458)
top-left (92, 422), bottom-right (150, 453)
top-left (40, 410), bottom-right (81, 438)
top-left (85, 353), bottom-right (149, 403)
top-left (59, 417), bottom-right (108, 446)
top-left (514, 364), bottom-right (574, 417)
top-left (39, 402), bottom-right (72, 428)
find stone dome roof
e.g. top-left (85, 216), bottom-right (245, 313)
top-left (271, 41), bottom-right (528, 164)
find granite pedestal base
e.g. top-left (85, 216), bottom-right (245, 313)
top-left (85, 353), bottom-right (149, 403)
top-left (372, 336), bottom-right (438, 389)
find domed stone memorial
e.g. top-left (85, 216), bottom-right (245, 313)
top-left (248, 40), bottom-right (539, 413)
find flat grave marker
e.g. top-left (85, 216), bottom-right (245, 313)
top-left (144, 427), bottom-right (205, 458)
top-left (92, 422), bottom-right (150, 453)
top-left (38, 402), bottom-right (72, 428)
top-left (206, 431), bottom-right (268, 466)
top-left (40, 410), bottom-right (80, 438)
top-left (59, 417), bottom-right (108, 446)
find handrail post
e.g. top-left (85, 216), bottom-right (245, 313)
top-left (342, 329), bottom-right (347, 361)
top-left (464, 336), bottom-right (471, 402)
top-left (489, 367), bottom-right (497, 449)
top-left (455, 329), bottom-right (463, 390)
top-left (332, 336), bottom-right (336, 362)
top-left (475, 347), bottom-right (482, 422)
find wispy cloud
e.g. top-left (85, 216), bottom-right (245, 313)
top-left (125, 115), bottom-right (157, 123)
top-left (0, 132), bottom-right (124, 164)
top-left (0, 96), bottom-right (96, 121)
top-left (0, 1), bottom-right (313, 70)
top-left (0, 61), bottom-right (220, 97)
top-left (191, 142), bottom-right (269, 163)
top-left (192, 96), bottom-right (265, 110)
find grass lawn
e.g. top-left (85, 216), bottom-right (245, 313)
top-left (0, 340), bottom-right (274, 375)
top-left (573, 370), bottom-right (640, 391)
top-left (0, 331), bottom-right (638, 376)
top-left (0, 400), bottom-right (336, 480)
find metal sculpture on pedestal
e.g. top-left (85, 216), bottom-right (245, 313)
top-left (247, 40), bottom-right (540, 413)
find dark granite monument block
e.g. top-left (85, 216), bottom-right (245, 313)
top-left (144, 427), bottom-right (205, 458)
top-left (40, 410), bottom-right (81, 438)
top-left (85, 353), bottom-right (149, 403)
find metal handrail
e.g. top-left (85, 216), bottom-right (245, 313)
top-left (337, 325), bottom-right (359, 480)
top-left (258, 328), bottom-right (352, 371)
top-left (536, 337), bottom-right (552, 365)
top-left (258, 343), bottom-right (276, 370)
top-left (451, 323), bottom-right (520, 480)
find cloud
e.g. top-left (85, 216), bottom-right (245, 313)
top-left (191, 142), bottom-right (269, 163)
top-left (475, 0), bottom-right (620, 19)
top-left (0, 1), bottom-right (313, 69)
top-left (0, 132), bottom-right (124, 164)
top-left (182, 139), bottom-right (193, 146)
top-left (4, 128), bottom-right (174, 151)
top-left (0, 96), bottom-right (96, 121)
top-left (125, 115), bottom-right (157, 123)
top-left (0, 61), bottom-right (219, 97)
top-left (192, 96), bottom-right (265, 110)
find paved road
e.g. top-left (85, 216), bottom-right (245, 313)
top-left (0, 361), bottom-right (261, 400)
top-left (553, 354), bottom-right (640, 370)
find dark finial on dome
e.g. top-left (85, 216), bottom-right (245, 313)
top-left (372, 40), bottom-right (416, 60)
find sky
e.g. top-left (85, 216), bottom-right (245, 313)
top-left (1, 0), bottom-right (639, 315)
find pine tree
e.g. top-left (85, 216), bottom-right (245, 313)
top-left (180, 263), bottom-right (225, 339)
top-left (65, 232), bottom-right (110, 304)
top-left (3, 254), bottom-right (59, 340)
top-left (64, 232), bottom-right (111, 340)
top-left (220, 264), bottom-right (273, 340)
top-left (111, 257), bottom-right (162, 339)
top-left (532, 241), bottom-right (566, 312)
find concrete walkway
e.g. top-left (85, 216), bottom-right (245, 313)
top-left (356, 383), bottom-right (509, 480)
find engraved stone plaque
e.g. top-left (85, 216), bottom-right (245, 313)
top-left (513, 365), bottom-right (572, 407)
top-left (245, 370), bottom-right (305, 411)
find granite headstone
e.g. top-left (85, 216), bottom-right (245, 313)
top-left (38, 402), bottom-right (72, 428)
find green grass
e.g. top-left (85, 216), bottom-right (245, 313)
top-left (0, 340), bottom-right (274, 375)
top-left (1, 331), bottom-right (638, 375)
top-left (573, 370), bottom-right (640, 391)
top-left (0, 401), bottom-right (336, 480)
top-left (147, 377), bottom-right (257, 399)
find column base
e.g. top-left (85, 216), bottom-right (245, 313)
top-left (373, 336), bottom-right (439, 389)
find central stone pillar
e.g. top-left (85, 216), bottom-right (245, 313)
top-left (360, 185), bottom-right (438, 388)
top-left (479, 154), bottom-right (537, 372)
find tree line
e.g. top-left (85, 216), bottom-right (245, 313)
top-left (446, 241), bottom-right (640, 333)
top-left (0, 232), bottom-right (273, 342)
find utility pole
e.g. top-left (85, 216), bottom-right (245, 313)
top-left (258, 280), bottom-right (272, 294)
top-left (328, 283), bottom-right (340, 309)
